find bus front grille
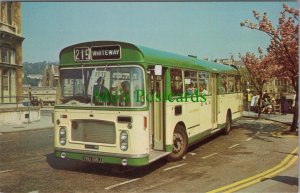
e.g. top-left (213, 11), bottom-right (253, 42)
top-left (71, 120), bottom-right (116, 144)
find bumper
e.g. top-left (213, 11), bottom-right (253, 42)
top-left (54, 148), bottom-right (149, 166)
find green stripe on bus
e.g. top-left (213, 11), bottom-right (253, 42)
top-left (232, 117), bottom-right (240, 122)
top-left (188, 130), bottom-right (211, 144)
top-left (217, 123), bottom-right (226, 129)
top-left (165, 144), bottom-right (173, 152)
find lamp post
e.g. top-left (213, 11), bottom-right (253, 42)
top-left (27, 86), bottom-right (31, 124)
top-left (246, 81), bottom-right (251, 112)
top-left (29, 86), bottom-right (32, 106)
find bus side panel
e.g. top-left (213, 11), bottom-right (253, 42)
top-left (200, 95), bottom-right (213, 130)
top-left (232, 93), bottom-right (244, 121)
top-left (217, 94), bottom-right (227, 127)
top-left (165, 96), bottom-right (213, 150)
top-left (165, 100), bottom-right (202, 150)
top-left (217, 93), bottom-right (243, 128)
top-left (165, 101), bottom-right (186, 150)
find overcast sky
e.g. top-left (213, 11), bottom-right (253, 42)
top-left (22, 2), bottom-right (298, 63)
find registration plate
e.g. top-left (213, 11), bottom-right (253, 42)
top-left (82, 155), bottom-right (103, 163)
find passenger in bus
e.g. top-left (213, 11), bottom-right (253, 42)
top-left (93, 77), bottom-right (110, 104)
top-left (120, 81), bottom-right (131, 106)
top-left (199, 84), bottom-right (208, 95)
top-left (186, 82), bottom-right (195, 95)
top-left (177, 82), bottom-right (183, 95)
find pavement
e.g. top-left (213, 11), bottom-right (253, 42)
top-left (0, 109), bottom-right (53, 133)
top-left (236, 160), bottom-right (298, 193)
top-left (243, 111), bottom-right (294, 125)
top-left (239, 111), bottom-right (298, 193)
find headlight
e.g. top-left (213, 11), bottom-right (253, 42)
top-left (60, 128), bottom-right (66, 135)
top-left (120, 132), bottom-right (128, 140)
top-left (59, 127), bottom-right (67, 146)
top-left (60, 139), bottom-right (66, 145)
top-left (120, 131), bottom-right (128, 151)
top-left (120, 143), bottom-right (128, 151)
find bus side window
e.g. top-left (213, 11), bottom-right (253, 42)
top-left (170, 68), bottom-right (183, 96)
top-left (198, 71), bottom-right (209, 95)
top-left (221, 74), bottom-right (227, 94)
top-left (235, 76), bottom-right (241, 92)
top-left (228, 75), bottom-right (235, 93)
top-left (184, 70), bottom-right (197, 95)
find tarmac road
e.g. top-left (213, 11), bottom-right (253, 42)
top-left (0, 118), bottom-right (297, 193)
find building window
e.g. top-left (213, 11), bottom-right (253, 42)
top-left (1, 47), bottom-right (8, 63)
top-left (2, 69), bottom-right (9, 91)
top-left (10, 49), bottom-right (15, 64)
top-left (54, 79), bottom-right (58, 87)
top-left (1, 3), bottom-right (5, 23)
top-left (1, 47), bottom-right (15, 64)
top-left (7, 2), bottom-right (12, 25)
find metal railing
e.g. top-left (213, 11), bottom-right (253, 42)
top-left (0, 96), bottom-right (41, 108)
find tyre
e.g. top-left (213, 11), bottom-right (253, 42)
top-left (223, 111), bottom-right (232, 135)
top-left (167, 125), bottom-right (188, 161)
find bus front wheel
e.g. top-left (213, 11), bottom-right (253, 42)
top-left (167, 125), bottom-right (188, 161)
top-left (223, 111), bottom-right (232, 135)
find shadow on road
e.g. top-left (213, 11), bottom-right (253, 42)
top-left (46, 153), bottom-right (168, 179)
top-left (234, 118), bottom-right (288, 142)
top-left (270, 176), bottom-right (298, 186)
top-left (274, 151), bottom-right (298, 156)
top-left (188, 130), bottom-right (223, 152)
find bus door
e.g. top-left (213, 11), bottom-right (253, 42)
top-left (211, 73), bottom-right (218, 129)
top-left (149, 68), bottom-right (164, 151)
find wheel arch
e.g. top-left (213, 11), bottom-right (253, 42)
top-left (175, 121), bottom-right (187, 133)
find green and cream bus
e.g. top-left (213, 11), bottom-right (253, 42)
top-left (54, 41), bottom-right (243, 166)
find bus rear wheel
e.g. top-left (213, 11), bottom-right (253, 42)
top-left (223, 111), bottom-right (232, 135)
top-left (167, 125), bottom-right (188, 161)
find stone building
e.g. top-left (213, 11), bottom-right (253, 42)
top-left (41, 64), bottom-right (59, 87)
top-left (233, 60), bottom-right (294, 98)
top-left (0, 2), bottom-right (23, 104)
top-left (0, 2), bottom-right (39, 124)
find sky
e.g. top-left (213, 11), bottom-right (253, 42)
top-left (22, 2), bottom-right (298, 63)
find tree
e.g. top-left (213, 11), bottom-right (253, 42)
top-left (241, 4), bottom-right (299, 131)
top-left (241, 48), bottom-right (279, 118)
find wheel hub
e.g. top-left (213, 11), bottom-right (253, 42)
top-left (173, 133), bottom-right (183, 153)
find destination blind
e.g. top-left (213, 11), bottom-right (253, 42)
top-left (74, 45), bottom-right (121, 62)
top-left (91, 45), bottom-right (121, 61)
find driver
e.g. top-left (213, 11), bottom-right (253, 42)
top-left (93, 77), bottom-right (110, 104)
